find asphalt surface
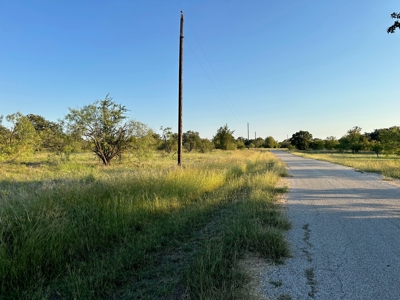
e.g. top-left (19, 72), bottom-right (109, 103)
top-left (262, 150), bottom-right (400, 300)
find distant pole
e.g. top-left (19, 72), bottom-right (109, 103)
top-left (178, 11), bottom-right (184, 166)
top-left (247, 123), bottom-right (250, 149)
top-left (255, 132), bottom-right (256, 140)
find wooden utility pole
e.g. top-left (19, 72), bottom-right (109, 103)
top-left (178, 11), bottom-right (184, 166)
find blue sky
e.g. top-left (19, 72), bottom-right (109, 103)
top-left (1, 0), bottom-right (399, 141)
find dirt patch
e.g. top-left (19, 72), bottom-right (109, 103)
top-left (238, 177), bottom-right (290, 299)
top-left (238, 252), bottom-right (269, 300)
top-left (275, 178), bottom-right (289, 205)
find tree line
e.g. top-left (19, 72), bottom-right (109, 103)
top-left (2, 96), bottom-right (399, 165)
top-left (288, 126), bottom-right (400, 157)
top-left (0, 95), bottom-right (280, 165)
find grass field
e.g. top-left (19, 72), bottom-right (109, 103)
top-left (291, 151), bottom-right (400, 180)
top-left (0, 149), bottom-right (290, 299)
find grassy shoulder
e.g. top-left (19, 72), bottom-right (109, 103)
top-left (0, 149), bottom-right (290, 299)
top-left (289, 150), bottom-right (400, 179)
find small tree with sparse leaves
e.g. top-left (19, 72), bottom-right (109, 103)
top-left (65, 94), bottom-right (134, 165)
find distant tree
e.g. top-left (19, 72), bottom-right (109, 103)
top-left (65, 94), bottom-right (135, 165)
top-left (324, 136), bottom-right (339, 150)
top-left (152, 132), bottom-right (161, 141)
top-left (237, 136), bottom-right (251, 149)
top-left (26, 114), bottom-right (53, 132)
top-left (183, 130), bottom-right (201, 152)
top-left (0, 116), bottom-right (10, 159)
top-left (310, 138), bottom-right (324, 150)
top-left (49, 131), bottom-right (82, 161)
top-left (379, 126), bottom-right (400, 154)
top-left (279, 140), bottom-right (292, 149)
top-left (0, 112), bottom-right (38, 162)
top-left (264, 136), bottom-right (279, 148)
top-left (246, 139), bottom-right (254, 149)
top-left (365, 129), bottom-right (384, 157)
top-left (387, 12), bottom-right (400, 33)
top-left (254, 137), bottom-right (265, 148)
top-left (198, 138), bottom-right (214, 153)
top-left (213, 124), bottom-right (236, 150)
top-left (127, 121), bottom-right (156, 161)
top-left (289, 130), bottom-right (313, 150)
top-left (365, 129), bottom-right (381, 142)
top-left (349, 126), bottom-right (369, 152)
top-left (370, 141), bottom-right (384, 157)
top-left (26, 114), bottom-right (63, 150)
top-left (336, 137), bottom-right (348, 153)
top-left (0, 116), bottom-right (10, 146)
top-left (236, 137), bottom-right (246, 149)
top-left (159, 126), bottom-right (177, 153)
top-left (339, 126), bottom-right (369, 153)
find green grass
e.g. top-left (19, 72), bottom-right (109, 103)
top-left (290, 151), bottom-right (400, 179)
top-left (0, 150), bottom-right (290, 299)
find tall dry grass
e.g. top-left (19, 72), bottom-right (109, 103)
top-left (0, 150), bottom-right (290, 299)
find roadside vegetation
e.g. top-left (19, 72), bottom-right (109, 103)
top-left (285, 126), bottom-right (400, 156)
top-left (0, 149), bottom-right (290, 299)
top-left (289, 151), bottom-right (400, 180)
top-left (0, 95), bottom-right (281, 167)
top-left (283, 125), bottom-right (400, 179)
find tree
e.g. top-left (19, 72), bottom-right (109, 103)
top-left (289, 130), bottom-right (313, 150)
top-left (337, 126), bottom-right (369, 153)
top-left (379, 126), bottom-right (400, 154)
top-left (347, 126), bottom-right (369, 153)
top-left (310, 138), bottom-right (324, 150)
top-left (236, 137), bottom-right (247, 149)
top-left (236, 139), bottom-right (246, 149)
top-left (387, 12), bottom-right (400, 33)
top-left (264, 136), bottom-right (279, 148)
top-left (117, 121), bottom-right (155, 162)
top-left (26, 114), bottom-right (54, 132)
top-left (26, 114), bottom-right (63, 150)
top-left (324, 136), bottom-right (338, 150)
top-left (0, 112), bottom-right (38, 162)
top-left (183, 130), bottom-right (201, 152)
top-left (0, 116), bottom-right (9, 145)
top-left (159, 126), bottom-right (177, 153)
top-left (365, 129), bottom-right (382, 142)
top-left (65, 94), bottom-right (134, 165)
top-left (198, 138), bottom-right (214, 153)
top-left (279, 140), bottom-right (292, 149)
top-left (365, 129), bottom-right (384, 157)
top-left (370, 140), bottom-right (384, 157)
top-left (336, 136), bottom-right (349, 152)
top-left (212, 124), bottom-right (236, 150)
top-left (254, 137), bottom-right (265, 148)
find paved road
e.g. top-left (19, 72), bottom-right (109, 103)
top-left (262, 150), bottom-right (400, 300)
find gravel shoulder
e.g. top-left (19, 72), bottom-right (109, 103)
top-left (263, 150), bottom-right (400, 300)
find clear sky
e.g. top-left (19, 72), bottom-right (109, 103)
top-left (1, 1), bottom-right (399, 141)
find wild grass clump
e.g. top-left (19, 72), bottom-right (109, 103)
top-left (185, 166), bottom-right (290, 299)
top-left (0, 149), bottom-right (290, 299)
